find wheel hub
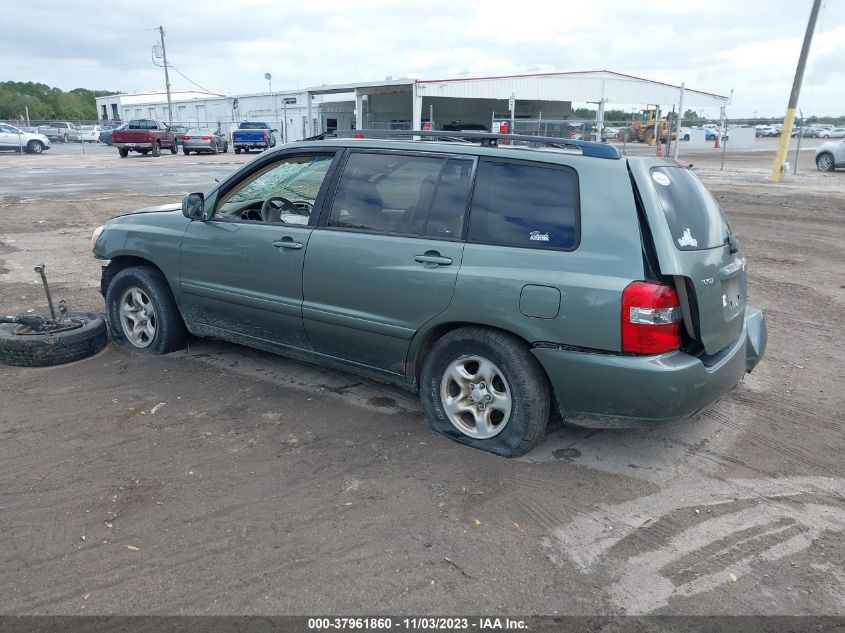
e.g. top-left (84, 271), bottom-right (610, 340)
top-left (468, 382), bottom-right (494, 407)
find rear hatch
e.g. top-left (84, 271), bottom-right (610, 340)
top-left (629, 159), bottom-right (746, 354)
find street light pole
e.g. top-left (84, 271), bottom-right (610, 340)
top-left (265, 72), bottom-right (278, 144)
top-left (158, 26), bottom-right (173, 124)
top-left (769, 0), bottom-right (822, 183)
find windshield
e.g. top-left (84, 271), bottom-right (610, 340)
top-left (650, 166), bottom-right (731, 251)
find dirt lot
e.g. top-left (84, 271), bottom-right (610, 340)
top-left (1, 146), bottom-right (844, 616)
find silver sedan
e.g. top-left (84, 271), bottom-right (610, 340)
top-left (181, 129), bottom-right (229, 155)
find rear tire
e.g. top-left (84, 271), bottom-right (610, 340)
top-left (118, 148), bottom-right (129, 158)
top-left (420, 327), bottom-right (550, 457)
top-left (816, 152), bottom-right (836, 172)
top-left (0, 312), bottom-right (108, 367)
top-left (183, 148), bottom-right (190, 155)
top-left (223, 142), bottom-right (229, 153)
top-left (234, 147), bottom-right (241, 155)
top-left (105, 267), bottom-right (186, 355)
top-left (211, 141), bottom-right (219, 155)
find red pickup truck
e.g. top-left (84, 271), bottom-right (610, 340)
top-left (112, 119), bottom-right (178, 157)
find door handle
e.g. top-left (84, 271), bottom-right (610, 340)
top-left (414, 253), bottom-right (452, 266)
top-left (273, 237), bottom-right (303, 250)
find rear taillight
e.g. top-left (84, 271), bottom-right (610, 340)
top-left (262, 131), bottom-right (268, 139)
top-left (183, 135), bottom-right (191, 140)
top-left (201, 136), bottom-right (212, 140)
top-left (146, 131), bottom-right (153, 141)
top-left (621, 281), bottom-right (682, 354)
top-left (353, 133), bottom-right (365, 138)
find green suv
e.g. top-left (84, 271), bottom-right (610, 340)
top-left (91, 131), bottom-right (767, 457)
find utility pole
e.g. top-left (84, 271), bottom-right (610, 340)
top-left (158, 26), bottom-right (173, 124)
top-left (769, 0), bottom-right (822, 182)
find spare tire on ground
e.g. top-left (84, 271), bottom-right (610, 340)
top-left (0, 311), bottom-right (108, 367)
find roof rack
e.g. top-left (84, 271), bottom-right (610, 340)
top-left (326, 129), bottom-right (621, 159)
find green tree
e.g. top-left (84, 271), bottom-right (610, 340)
top-left (0, 81), bottom-right (118, 121)
top-left (681, 109), bottom-right (700, 126)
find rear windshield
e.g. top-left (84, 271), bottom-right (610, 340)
top-left (650, 166), bottom-right (730, 251)
top-left (239, 123), bottom-right (267, 129)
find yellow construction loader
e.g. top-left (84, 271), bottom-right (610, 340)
top-left (624, 108), bottom-right (676, 143)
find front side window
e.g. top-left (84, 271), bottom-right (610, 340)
top-left (328, 152), bottom-right (444, 235)
top-left (216, 154), bottom-right (334, 224)
top-left (467, 160), bottom-right (580, 250)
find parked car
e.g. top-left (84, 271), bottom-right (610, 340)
top-left (0, 123), bottom-right (51, 154)
top-left (37, 122), bottom-right (78, 143)
top-left (815, 139), bottom-right (845, 172)
top-left (167, 124), bottom-right (189, 146)
top-left (678, 127), bottom-right (692, 141)
top-left (232, 121), bottom-right (276, 154)
top-left (441, 122), bottom-right (490, 133)
top-left (182, 129), bottom-right (229, 154)
top-left (91, 132), bottom-right (767, 457)
top-left (100, 122), bottom-right (127, 146)
top-left (819, 127), bottom-right (845, 139)
top-left (68, 125), bottom-right (101, 143)
top-left (111, 119), bottom-right (178, 157)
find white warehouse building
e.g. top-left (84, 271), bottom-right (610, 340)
top-left (96, 70), bottom-right (730, 143)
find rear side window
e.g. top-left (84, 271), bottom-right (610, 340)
top-left (424, 158), bottom-right (473, 239)
top-left (467, 160), bottom-right (579, 250)
top-left (650, 166), bottom-right (730, 250)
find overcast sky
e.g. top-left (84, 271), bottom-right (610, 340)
top-left (2, 0), bottom-right (843, 117)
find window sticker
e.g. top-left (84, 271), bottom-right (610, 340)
top-left (529, 231), bottom-right (550, 242)
top-left (677, 228), bottom-right (698, 248)
top-left (652, 171), bottom-right (671, 186)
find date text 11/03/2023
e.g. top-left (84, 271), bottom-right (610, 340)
top-left (307, 617), bottom-right (528, 630)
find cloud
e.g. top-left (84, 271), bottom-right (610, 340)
top-left (0, 0), bottom-right (843, 116)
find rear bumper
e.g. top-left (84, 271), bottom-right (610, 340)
top-left (233, 139), bottom-right (269, 147)
top-left (114, 142), bottom-right (153, 149)
top-left (532, 306), bottom-right (767, 427)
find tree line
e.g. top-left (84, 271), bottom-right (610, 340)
top-left (0, 82), bottom-right (117, 121)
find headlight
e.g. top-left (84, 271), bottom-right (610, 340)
top-left (91, 225), bottom-right (104, 247)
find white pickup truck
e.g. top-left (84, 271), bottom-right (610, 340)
top-left (37, 122), bottom-right (78, 143)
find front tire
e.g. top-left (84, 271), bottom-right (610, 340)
top-left (105, 266), bottom-right (186, 355)
top-left (420, 327), bottom-right (550, 457)
top-left (816, 152), bottom-right (836, 172)
top-left (169, 143), bottom-right (178, 154)
top-left (26, 140), bottom-right (44, 154)
top-left (151, 142), bottom-right (161, 157)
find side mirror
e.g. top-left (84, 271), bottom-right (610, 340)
top-left (271, 128), bottom-right (278, 133)
top-left (182, 192), bottom-right (207, 221)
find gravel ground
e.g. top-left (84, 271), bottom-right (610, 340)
top-left (0, 146), bottom-right (843, 616)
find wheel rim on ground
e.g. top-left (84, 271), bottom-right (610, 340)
top-left (119, 287), bottom-right (157, 348)
top-left (440, 354), bottom-right (513, 439)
